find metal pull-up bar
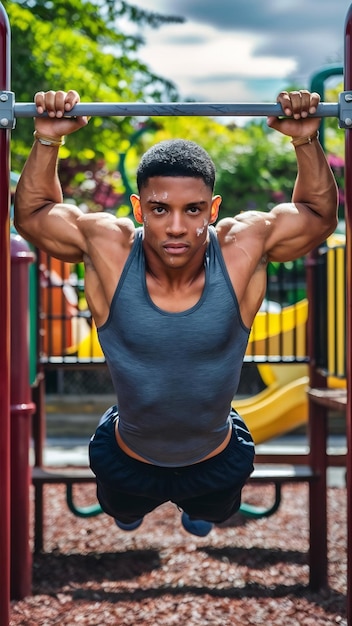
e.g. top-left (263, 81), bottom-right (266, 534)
top-left (1, 90), bottom-right (352, 128)
top-left (9, 100), bottom-right (341, 118)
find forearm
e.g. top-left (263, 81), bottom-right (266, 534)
top-left (291, 134), bottom-right (338, 226)
top-left (14, 140), bottom-right (63, 233)
top-left (14, 138), bottom-right (86, 262)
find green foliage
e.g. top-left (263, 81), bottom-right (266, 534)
top-left (210, 122), bottom-right (298, 217)
top-left (5, 0), bottom-right (182, 171)
top-left (4, 1), bottom-right (345, 221)
top-left (113, 114), bottom-right (300, 220)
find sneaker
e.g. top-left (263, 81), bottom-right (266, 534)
top-left (114, 517), bottom-right (143, 531)
top-left (181, 512), bottom-right (213, 537)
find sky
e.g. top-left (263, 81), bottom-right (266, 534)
top-left (131, 0), bottom-right (350, 104)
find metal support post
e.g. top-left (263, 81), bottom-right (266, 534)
top-left (0, 3), bottom-right (10, 626)
top-left (344, 6), bottom-right (352, 624)
top-left (10, 235), bottom-right (35, 599)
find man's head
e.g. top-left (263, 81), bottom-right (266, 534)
top-left (136, 139), bottom-right (216, 192)
top-left (131, 140), bottom-right (221, 270)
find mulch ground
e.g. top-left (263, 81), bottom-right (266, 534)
top-left (10, 481), bottom-right (347, 625)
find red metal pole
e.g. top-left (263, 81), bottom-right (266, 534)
top-left (0, 3), bottom-right (11, 625)
top-left (344, 5), bottom-right (352, 624)
top-left (10, 235), bottom-right (35, 599)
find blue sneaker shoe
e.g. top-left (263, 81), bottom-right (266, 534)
top-left (114, 518), bottom-right (143, 531)
top-left (181, 512), bottom-right (213, 537)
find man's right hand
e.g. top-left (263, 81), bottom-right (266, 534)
top-left (34, 89), bottom-right (89, 138)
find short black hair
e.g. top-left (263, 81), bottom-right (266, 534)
top-left (136, 139), bottom-right (216, 192)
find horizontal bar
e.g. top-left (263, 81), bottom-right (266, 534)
top-left (14, 101), bottom-right (339, 118)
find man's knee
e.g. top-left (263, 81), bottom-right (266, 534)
top-left (96, 481), bottom-right (162, 521)
top-left (180, 488), bottom-right (242, 523)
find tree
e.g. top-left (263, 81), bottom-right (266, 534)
top-left (4, 0), bottom-right (183, 170)
top-left (5, 2), bottom-right (344, 222)
top-left (122, 116), bottom-right (299, 218)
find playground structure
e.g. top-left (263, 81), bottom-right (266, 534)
top-left (1, 6), bottom-right (352, 626)
top-left (235, 364), bottom-right (309, 444)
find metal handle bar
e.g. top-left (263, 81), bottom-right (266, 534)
top-left (14, 101), bottom-right (338, 118)
top-left (2, 91), bottom-right (351, 129)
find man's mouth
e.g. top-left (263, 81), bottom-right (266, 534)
top-left (163, 243), bottom-right (189, 255)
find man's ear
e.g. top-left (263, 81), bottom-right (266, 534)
top-left (130, 194), bottom-right (143, 224)
top-left (210, 195), bottom-right (222, 224)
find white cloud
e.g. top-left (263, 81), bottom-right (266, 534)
top-left (146, 23), bottom-right (295, 79)
top-left (137, 21), bottom-right (296, 101)
top-left (132, 0), bottom-right (348, 102)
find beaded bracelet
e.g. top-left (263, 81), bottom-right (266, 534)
top-left (33, 130), bottom-right (65, 147)
top-left (291, 130), bottom-right (319, 147)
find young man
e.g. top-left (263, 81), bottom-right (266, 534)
top-left (14, 89), bottom-right (338, 536)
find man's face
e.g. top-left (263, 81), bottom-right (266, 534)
top-left (131, 176), bottom-right (221, 269)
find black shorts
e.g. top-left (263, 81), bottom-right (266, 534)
top-left (89, 407), bottom-right (255, 524)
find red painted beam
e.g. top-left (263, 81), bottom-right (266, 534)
top-left (344, 5), bottom-right (352, 625)
top-left (0, 3), bottom-right (11, 626)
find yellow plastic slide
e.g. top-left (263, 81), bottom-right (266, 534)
top-left (232, 363), bottom-right (309, 444)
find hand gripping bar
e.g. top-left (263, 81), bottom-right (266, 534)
top-left (2, 90), bottom-right (352, 129)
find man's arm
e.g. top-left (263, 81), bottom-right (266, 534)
top-left (262, 90), bottom-right (339, 261)
top-left (14, 90), bottom-right (90, 262)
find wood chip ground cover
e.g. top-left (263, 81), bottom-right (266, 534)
top-left (10, 481), bottom-right (347, 625)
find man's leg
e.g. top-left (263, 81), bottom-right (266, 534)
top-left (90, 408), bottom-right (167, 531)
top-left (96, 479), bottom-right (163, 523)
top-left (96, 479), bottom-right (165, 530)
top-left (177, 483), bottom-right (243, 525)
top-left (174, 412), bottom-right (254, 533)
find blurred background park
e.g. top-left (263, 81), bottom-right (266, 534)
top-left (5, 0), bottom-right (347, 419)
top-left (5, 4), bottom-right (349, 622)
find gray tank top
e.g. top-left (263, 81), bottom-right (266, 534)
top-left (98, 226), bottom-right (250, 467)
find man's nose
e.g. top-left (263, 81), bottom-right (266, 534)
top-left (166, 213), bottom-right (187, 235)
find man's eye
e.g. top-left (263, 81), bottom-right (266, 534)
top-left (153, 206), bottom-right (166, 215)
top-left (188, 206), bottom-right (201, 214)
